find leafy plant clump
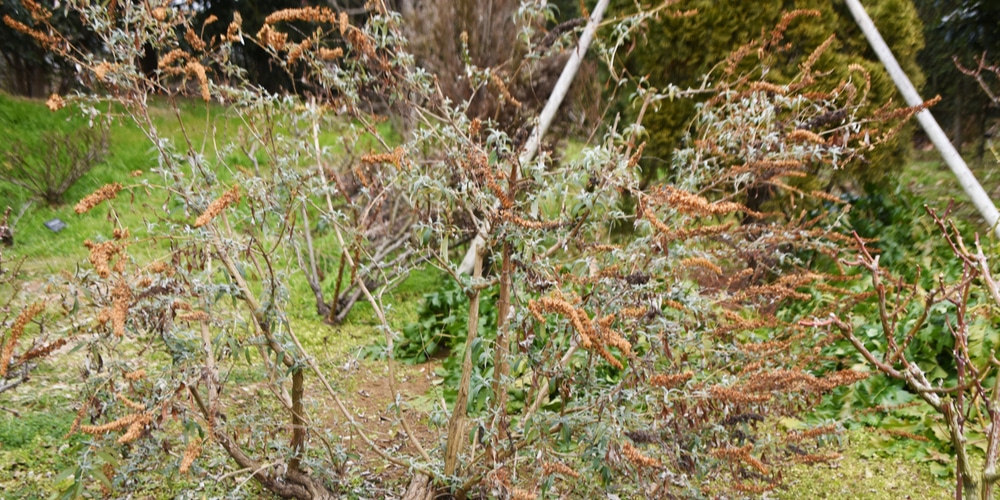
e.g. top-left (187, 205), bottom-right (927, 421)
top-left (0, 121), bottom-right (109, 206)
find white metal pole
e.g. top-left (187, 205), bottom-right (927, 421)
top-left (459, 0), bottom-right (611, 274)
top-left (844, 0), bottom-right (1000, 237)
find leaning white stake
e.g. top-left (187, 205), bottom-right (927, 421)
top-left (458, 0), bottom-right (612, 274)
top-left (844, 0), bottom-right (1000, 238)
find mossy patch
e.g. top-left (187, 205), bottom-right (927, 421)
top-left (778, 429), bottom-right (949, 499)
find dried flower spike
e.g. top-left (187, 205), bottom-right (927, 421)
top-left (194, 185), bottom-right (240, 228)
top-left (0, 303), bottom-right (45, 377)
top-left (75, 183), bottom-right (122, 214)
top-left (621, 441), bottom-right (661, 468)
top-left (179, 438), bottom-right (203, 473)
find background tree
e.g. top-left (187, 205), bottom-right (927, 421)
top-left (396, 0), bottom-right (600, 135)
top-left (915, 0), bottom-right (1000, 158)
top-left (0, 0), bottom-right (99, 96)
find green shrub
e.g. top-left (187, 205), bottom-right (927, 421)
top-left (616, 0), bottom-right (925, 186)
top-left (0, 123), bottom-right (109, 206)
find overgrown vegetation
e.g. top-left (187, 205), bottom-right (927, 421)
top-left (616, 0), bottom-right (925, 185)
top-left (0, 1), bottom-right (990, 499)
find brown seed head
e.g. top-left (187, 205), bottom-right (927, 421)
top-left (649, 371), bottom-right (693, 389)
top-left (75, 183), bottom-right (122, 214)
top-left (151, 6), bottom-right (168, 21)
top-left (185, 28), bottom-right (206, 52)
top-left (179, 438), bottom-right (203, 473)
top-left (621, 441), bottom-right (661, 468)
top-left (46, 93), bottom-right (65, 111)
top-left (541, 461), bottom-right (580, 478)
top-left (0, 303), bottom-right (45, 377)
top-left (185, 61), bottom-right (210, 102)
top-left (194, 185), bottom-right (240, 228)
top-left (318, 47), bottom-right (343, 60)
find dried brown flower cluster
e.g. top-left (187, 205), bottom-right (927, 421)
top-left (185, 62), bottom-right (210, 102)
top-left (151, 6), bottom-right (168, 22)
top-left (618, 306), bottom-right (647, 318)
top-left (490, 73), bottom-right (521, 108)
top-left (734, 272), bottom-right (820, 303)
top-left (110, 280), bottom-right (132, 337)
top-left (75, 183), bottom-right (122, 214)
top-left (65, 399), bottom-right (90, 438)
top-left (361, 146), bottom-right (406, 169)
top-left (711, 368), bottom-right (869, 407)
top-left (2, 15), bottom-right (58, 49)
top-left (46, 93), bottom-right (64, 111)
top-left (318, 47), bottom-right (343, 60)
top-left (80, 412), bottom-right (153, 444)
top-left (287, 38), bottom-right (312, 65)
top-left (709, 385), bottom-right (773, 404)
top-left (649, 186), bottom-right (761, 218)
top-left (710, 444), bottom-right (769, 475)
top-left (0, 303), bottom-right (45, 377)
top-left (678, 257), bottom-right (722, 276)
top-left (93, 61), bottom-right (113, 81)
top-left (786, 424), bottom-right (839, 443)
top-left (83, 239), bottom-right (127, 278)
top-left (179, 438), bottom-right (204, 473)
top-left (158, 49), bottom-right (190, 75)
top-left (223, 12), bottom-right (242, 42)
top-left (194, 185), bottom-right (240, 228)
top-left (528, 296), bottom-right (626, 369)
top-left (115, 392), bottom-right (146, 412)
top-left (21, 0), bottom-right (51, 22)
top-left (12, 337), bottom-right (69, 368)
top-left (541, 461), bottom-right (580, 479)
top-left (501, 211), bottom-right (561, 230)
top-left (748, 81), bottom-right (788, 96)
top-left (627, 142), bottom-right (645, 168)
top-left (177, 311), bottom-right (210, 322)
top-left (339, 12), bottom-right (349, 35)
top-left (146, 261), bottom-right (173, 275)
top-left (621, 441), bottom-right (661, 468)
top-left (185, 28), bottom-right (206, 52)
top-left (799, 34), bottom-right (836, 76)
top-left (787, 129), bottom-right (825, 144)
top-left (344, 24), bottom-right (375, 59)
top-left (596, 313), bottom-right (632, 356)
top-left (737, 335), bottom-right (793, 354)
top-left (649, 371), bottom-right (693, 389)
top-left (508, 489), bottom-right (536, 500)
top-left (123, 368), bottom-right (147, 381)
top-left (265, 7), bottom-right (338, 25)
top-left (257, 24), bottom-right (288, 52)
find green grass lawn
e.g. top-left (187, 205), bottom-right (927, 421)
top-left (899, 145), bottom-right (1000, 238)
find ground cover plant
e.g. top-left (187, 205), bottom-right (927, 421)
top-left (0, 0), bottom-right (971, 498)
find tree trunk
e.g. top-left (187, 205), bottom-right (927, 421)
top-left (402, 473), bottom-right (435, 500)
top-left (444, 248), bottom-right (484, 475)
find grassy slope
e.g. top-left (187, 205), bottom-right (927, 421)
top-left (0, 92), bottom-right (953, 497)
top-left (899, 146), bottom-right (1000, 236)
